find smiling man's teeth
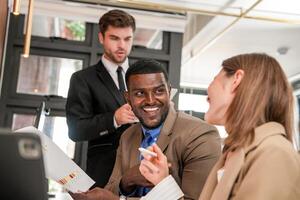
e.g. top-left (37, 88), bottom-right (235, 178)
top-left (143, 107), bottom-right (159, 112)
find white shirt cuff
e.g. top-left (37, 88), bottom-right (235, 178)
top-left (141, 175), bottom-right (184, 200)
top-left (114, 115), bottom-right (121, 128)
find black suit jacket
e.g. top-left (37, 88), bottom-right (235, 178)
top-left (66, 60), bottom-right (129, 188)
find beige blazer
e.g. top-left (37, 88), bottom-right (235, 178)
top-left (105, 105), bottom-right (221, 200)
top-left (199, 122), bottom-right (300, 200)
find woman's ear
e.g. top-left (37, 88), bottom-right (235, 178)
top-left (231, 69), bottom-right (244, 92)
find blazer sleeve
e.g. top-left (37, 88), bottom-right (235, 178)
top-left (180, 126), bottom-right (221, 200)
top-left (232, 144), bottom-right (300, 200)
top-left (66, 72), bottom-right (116, 141)
top-left (104, 134), bottom-right (124, 193)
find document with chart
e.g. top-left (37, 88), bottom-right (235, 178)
top-left (15, 126), bottom-right (95, 193)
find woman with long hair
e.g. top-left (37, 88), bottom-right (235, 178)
top-left (139, 53), bottom-right (300, 200)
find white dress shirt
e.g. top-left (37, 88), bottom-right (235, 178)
top-left (101, 56), bottom-right (129, 91)
top-left (101, 56), bottom-right (129, 128)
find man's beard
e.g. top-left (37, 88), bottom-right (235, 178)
top-left (105, 50), bottom-right (126, 64)
top-left (137, 108), bottom-right (169, 129)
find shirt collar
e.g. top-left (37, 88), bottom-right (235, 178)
top-left (101, 55), bottom-right (129, 73)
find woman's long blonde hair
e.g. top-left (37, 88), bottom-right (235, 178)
top-left (223, 53), bottom-right (294, 152)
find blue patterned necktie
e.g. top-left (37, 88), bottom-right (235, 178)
top-left (137, 130), bottom-right (154, 196)
top-left (140, 131), bottom-right (156, 160)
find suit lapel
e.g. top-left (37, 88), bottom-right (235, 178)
top-left (95, 61), bottom-right (126, 106)
top-left (157, 104), bottom-right (177, 152)
top-left (129, 125), bottom-right (143, 166)
top-left (210, 148), bottom-right (245, 200)
top-left (199, 155), bottom-right (226, 200)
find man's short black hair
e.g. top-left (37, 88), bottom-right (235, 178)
top-left (125, 59), bottom-right (169, 86)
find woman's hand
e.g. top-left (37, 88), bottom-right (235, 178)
top-left (139, 143), bottom-right (170, 185)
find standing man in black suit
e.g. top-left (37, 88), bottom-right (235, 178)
top-left (66, 9), bottom-right (137, 188)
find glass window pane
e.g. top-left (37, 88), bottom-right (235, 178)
top-left (12, 114), bottom-right (75, 159)
top-left (178, 93), bottom-right (209, 113)
top-left (12, 114), bottom-right (36, 130)
top-left (30, 15), bottom-right (86, 41)
top-left (41, 116), bottom-right (75, 159)
top-left (17, 55), bottom-right (83, 97)
top-left (178, 94), bottom-right (228, 139)
top-left (134, 28), bottom-right (163, 50)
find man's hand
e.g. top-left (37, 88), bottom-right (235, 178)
top-left (115, 103), bottom-right (138, 126)
top-left (139, 144), bottom-right (170, 185)
top-left (69, 188), bottom-right (119, 200)
top-left (120, 164), bottom-right (154, 194)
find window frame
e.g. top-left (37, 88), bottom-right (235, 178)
top-left (0, 13), bottom-right (183, 169)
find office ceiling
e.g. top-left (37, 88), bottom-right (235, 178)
top-left (23, 0), bottom-right (300, 88)
top-left (138, 0), bottom-right (299, 88)
top-left (176, 0), bottom-right (300, 88)
top-left (65, 0), bottom-right (300, 88)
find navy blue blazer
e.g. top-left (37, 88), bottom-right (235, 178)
top-left (66, 60), bottom-right (129, 187)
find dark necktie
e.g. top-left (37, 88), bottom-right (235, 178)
top-left (117, 66), bottom-right (126, 93)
